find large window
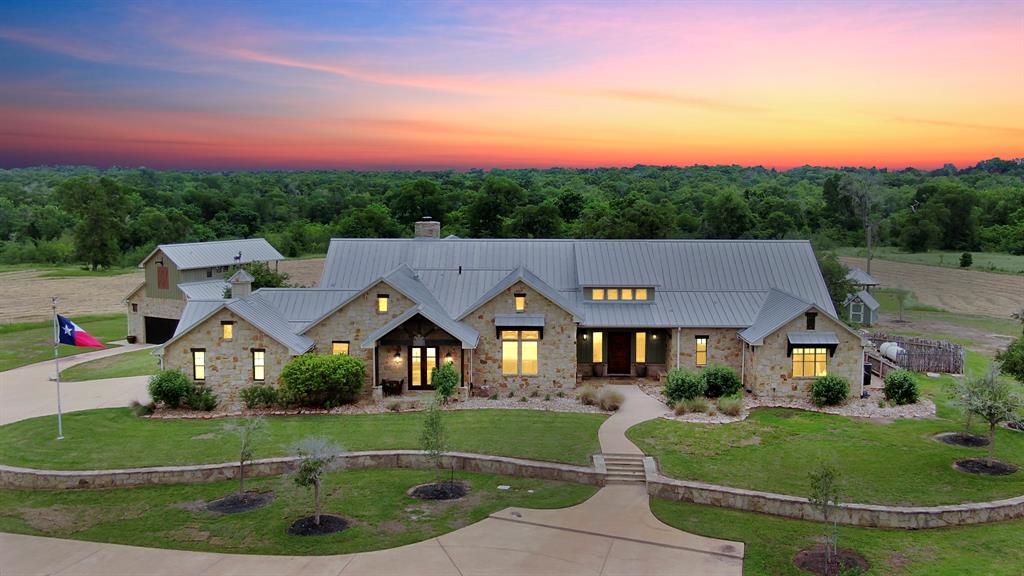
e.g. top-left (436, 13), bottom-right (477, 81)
top-left (502, 330), bottom-right (539, 375)
top-left (253, 349), bottom-right (265, 381)
top-left (587, 287), bottom-right (652, 301)
top-left (332, 341), bottom-right (349, 355)
top-left (695, 336), bottom-right (708, 367)
top-left (377, 294), bottom-right (389, 313)
top-left (221, 321), bottom-right (234, 340)
top-left (635, 332), bottom-right (646, 363)
top-left (592, 331), bottom-right (604, 363)
top-left (192, 349), bottom-right (205, 381)
top-left (792, 347), bottom-right (827, 377)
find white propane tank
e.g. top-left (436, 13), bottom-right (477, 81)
top-left (879, 342), bottom-right (906, 362)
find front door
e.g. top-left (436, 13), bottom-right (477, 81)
top-left (607, 332), bottom-right (631, 375)
top-left (409, 346), bottom-right (438, 389)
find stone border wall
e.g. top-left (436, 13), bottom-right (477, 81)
top-left (643, 458), bottom-right (1024, 529)
top-left (0, 451), bottom-right (604, 491)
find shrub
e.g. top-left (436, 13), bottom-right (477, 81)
top-left (700, 366), bottom-right (742, 398)
top-left (240, 384), bottom-right (279, 409)
top-left (673, 402), bottom-right (688, 416)
top-left (386, 400), bottom-right (403, 412)
top-left (577, 386), bottom-right (599, 406)
top-left (883, 369), bottom-right (920, 405)
top-left (664, 368), bottom-right (705, 402)
top-left (432, 362), bottom-right (458, 404)
top-left (147, 370), bottom-right (194, 409)
top-left (959, 252), bottom-right (973, 268)
top-left (186, 386), bottom-right (218, 411)
top-left (717, 395), bottom-right (742, 416)
top-left (684, 396), bottom-right (710, 413)
top-left (556, 391), bottom-right (565, 398)
top-left (488, 393), bottom-right (498, 400)
top-left (598, 388), bottom-right (624, 411)
top-left (811, 375), bottom-right (850, 407)
top-left (130, 400), bottom-right (155, 417)
top-left (544, 393), bottom-right (551, 401)
top-left (279, 354), bottom-right (366, 408)
top-left (519, 396), bottom-right (528, 402)
top-left (530, 389), bottom-right (541, 398)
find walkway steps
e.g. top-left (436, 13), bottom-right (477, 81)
top-left (602, 453), bottom-right (647, 485)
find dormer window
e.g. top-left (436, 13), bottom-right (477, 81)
top-left (586, 287), bottom-right (653, 301)
top-left (592, 288), bottom-right (605, 301)
top-left (514, 293), bottom-right (526, 312)
top-left (621, 288), bottom-right (633, 300)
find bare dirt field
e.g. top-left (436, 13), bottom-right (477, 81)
top-left (840, 257), bottom-right (1024, 319)
top-left (0, 258), bottom-right (325, 323)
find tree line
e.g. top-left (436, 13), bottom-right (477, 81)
top-left (0, 159), bottom-right (1021, 270)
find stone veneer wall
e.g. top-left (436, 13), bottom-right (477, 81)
top-left (303, 280), bottom-right (416, 392)
top-left (461, 281), bottom-right (577, 392)
top-left (0, 451), bottom-right (603, 490)
top-left (746, 311), bottom-right (866, 399)
top-left (664, 328), bottom-right (744, 375)
top-left (127, 293), bottom-right (187, 343)
top-left (162, 308), bottom-right (292, 409)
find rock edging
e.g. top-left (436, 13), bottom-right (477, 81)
top-left (643, 457), bottom-right (1024, 529)
top-left (0, 451), bottom-right (604, 491)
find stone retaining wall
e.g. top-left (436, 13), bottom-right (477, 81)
top-left (643, 458), bottom-right (1024, 529)
top-left (0, 451), bottom-right (604, 491)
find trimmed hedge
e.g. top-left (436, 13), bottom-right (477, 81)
top-left (700, 366), bottom-right (742, 398)
top-left (279, 354), bottom-right (366, 408)
top-left (664, 369), bottom-right (704, 403)
top-left (241, 384), bottom-right (279, 408)
top-left (811, 374), bottom-right (850, 407)
top-left (884, 369), bottom-right (920, 405)
top-left (147, 370), bottom-right (193, 409)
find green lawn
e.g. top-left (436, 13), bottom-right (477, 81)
top-left (0, 314), bottom-right (126, 372)
top-left (652, 499), bottom-right (1024, 575)
top-left (836, 246), bottom-right (1024, 275)
top-left (628, 370), bottom-right (1024, 506)
top-left (871, 289), bottom-right (1021, 342)
top-left (0, 263), bottom-right (137, 277)
top-left (0, 469), bottom-right (596, 556)
top-left (60, 348), bottom-right (159, 381)
top-left (0, 408), bottom-right (605, 469)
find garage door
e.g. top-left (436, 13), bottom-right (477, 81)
top-left (144, 317), bottom-right (179, 344)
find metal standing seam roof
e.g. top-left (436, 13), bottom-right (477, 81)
top-left (787, 331), bottom-right (840, 345)
top-left (456, 266), bottom-right (583, 321)
top-left (737, 289), bottom-right (815, 344)
top-left (360, 305), bottom-right (480, 349)
top-left (172, 300), bottom-right (226, 338)
top-left (224, 297), bottom-right (314, 355)
top-left (494, 314), bottom-right (545, 328)
top-left (140, 238), bottom-right (284, 270)
top-left (846, 266), bottom-right (880, 286)
top-left (850, 290), bottom-right (880, 310)
top-left (178, 280), bottom-right (229, 301)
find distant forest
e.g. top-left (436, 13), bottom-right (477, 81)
top-left (1, 159), bottom-right (1022, 269)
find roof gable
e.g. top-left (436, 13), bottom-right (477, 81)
top-left (456, 266), bottom-right (582, 321)
top-left (140, 238), bottom-right (283, 270)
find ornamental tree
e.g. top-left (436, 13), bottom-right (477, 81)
top-left (960, 368), bottom-right (1023, 463)
top-left (223, 417), bottom-right (266, 494)
top-left (292, 436), bottom-right (342, 526)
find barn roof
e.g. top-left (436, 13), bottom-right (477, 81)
top-left (139, 238), bottom-right (283, 270)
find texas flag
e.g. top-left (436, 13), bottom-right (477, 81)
top-left (57, 315), bottom-right (105, 348)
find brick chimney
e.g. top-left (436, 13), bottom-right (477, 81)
top-left (414, 216), bottom-right (441, 239)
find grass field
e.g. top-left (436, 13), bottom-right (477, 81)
top-left (0, 408), bottom-right (605, 469)
top-left (0, 264), bottom-right (136, 277)
top-left (652, 499), bottom-right (1024, 575)
top-left (628, 366), bottom-right (1024, 506)
top-left (60, 348), bottom-right (159, 381)
top-left (0, 314), bottom-right (126, 372)
top-left (0, 469), bottom-right (596, 556)
top-left (837, 246), bottom-right (1024, 275)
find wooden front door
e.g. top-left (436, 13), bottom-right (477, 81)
top-left (607, 332), bottom-right (631, 375)
top-left (409, 346), bottom-right (438, 389)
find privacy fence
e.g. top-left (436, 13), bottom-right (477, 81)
top-left (868, 333), bottom-right (965, 374)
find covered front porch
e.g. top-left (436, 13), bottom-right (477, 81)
top-left (577, 328), bottom-right (669, 380)
top-left (362, 307), bottom-right (479, 396)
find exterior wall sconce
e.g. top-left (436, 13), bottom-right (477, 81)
top-left (582, 333), bottom-right (589, 340)
top-left (445, 352), bottom-right (453, 363)
top-left (652, 334), bottom-right (658, 340)
top-left (393, 350), bottom-right (401, 362)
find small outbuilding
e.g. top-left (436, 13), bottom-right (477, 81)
top-left (844, 290), bottom-right (880, 326)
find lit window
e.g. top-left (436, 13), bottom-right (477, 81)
top-left (636, 288), bottom-right (648, 300)
top-left (253, 349), bottom-right (265, 381)
top-left (695, 336), bottom-right (708, 367)
top-left (635, 332), bottom-right (646, 363)
top-left (332, 341), bottom-right (349, 355)
top-left (592, 331), bottom-right (603, 363)
top-left (192, 349), bottom-right (205, 381)
top-left (621, 288), bottom-right (633, 301)
top-left (222, 321), bottom-right (234, 340)
top-left (607, 288), bottom-right (619, 300)
top-left (501, 330), bottom-right (538, 375)
top-left (515, 293), bottom-right (526, 312)
top-left (377, 294), bottom-right (389, 313)
top-left (592, 288), bottom-right (605, 301)
top-left (792, 347), bottom-right (828, 377)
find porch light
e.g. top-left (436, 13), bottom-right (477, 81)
top-left (582, 333), bottom-right (588, 340)
top-left (445, 351), bottom-right (453, 363)
top-left (652, 334), bottom-right (658, 340)
top-left (393, 350), bottom-right (401, 362)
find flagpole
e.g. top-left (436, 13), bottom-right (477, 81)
top-left (52, 297), bottom-right (64, 440)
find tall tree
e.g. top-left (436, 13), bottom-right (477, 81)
top-left (57, 176), bottom-right (128, 270)
top-left (702, 189), bottom-right (754, 238)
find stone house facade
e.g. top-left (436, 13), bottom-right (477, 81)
top-left (159, 224), bottom-right (868, 409)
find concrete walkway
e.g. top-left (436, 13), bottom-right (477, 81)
top-left (0, 344), bottom-right (153, 425)
top-left (1, 378), bottom-right (743, 575)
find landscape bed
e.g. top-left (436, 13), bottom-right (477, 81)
top-left (0, 408), bottom-right (605, 469)
top-left (0, 469), bottom-right (597, 556)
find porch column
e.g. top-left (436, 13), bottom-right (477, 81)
top-left (676, 327), bottom-right (681, 369)
top-left (372, 345), bottom-right (377, 388)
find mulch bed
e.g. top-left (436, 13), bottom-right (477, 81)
top-left (934, 431), bottom-right (990, 448)
top-left (206, 491), bottom-right (275, 514)
top-left (1009, 421), bottom-right (1024, 433)
top-left (287, 514), bottom-right (349, 536)
top-left (954, 458), bottom-right (1019, 476)
top-left (408, 480), bottom-right (469, 501)
top-left (794, 545), bottom-right (869, 575)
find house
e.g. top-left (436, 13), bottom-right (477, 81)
top-left (158, 219), bottom-right (868, 408)
top-left (125, 239), bottom-right (284, 344)
top-left (843, 266), bottom-right (881, 326)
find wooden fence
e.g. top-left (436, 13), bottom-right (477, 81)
top-left (868, 333), bottom-right (965, 374)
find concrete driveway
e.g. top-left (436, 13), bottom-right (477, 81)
top-left (0, 344), bottom-right (153, 425)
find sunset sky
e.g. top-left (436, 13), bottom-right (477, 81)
top-left (0, 1), bottom-right (1021, 170)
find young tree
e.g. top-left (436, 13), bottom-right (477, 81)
top-left (890, 288), bottom-right (911, 322)
top-left (292, 437), bottom-right (342, 526)
top-left (223, 417), bottom-right (266, 495)
top-left (420, 400), bottom-right (450, 484)
top-left (432, 361), bottom-right (459, 405)
top-left (57, 176), bottom-right (129, 270)
top-left (808, 464), bottom-right (842, 575)
top-left (961, 368), bottom-right (1023, 464)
